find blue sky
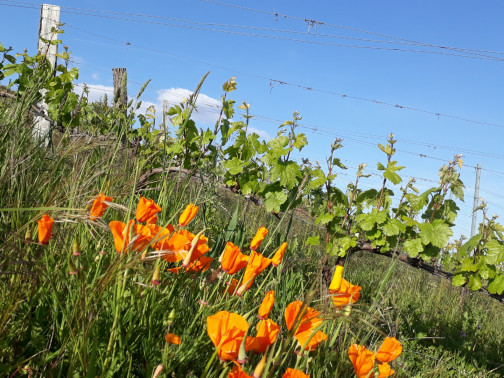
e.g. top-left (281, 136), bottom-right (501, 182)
top-left (1, 0), bottom-right (504, 238)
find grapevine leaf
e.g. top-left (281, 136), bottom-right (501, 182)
top-left (418, 220), bottom-right (452, 248)
top-left (457, 234), bottom-right (482, 257)
top-left (468, 275), bottom-right (482, 291)
top-left (452, 274), bottom-right (466, 286)
top-left (292, 133), bottom-right (308, 150)
top-left (404, 238), bottom-right (423, 258)
top-left (270, 161), bottom-right (301, 190)
top-left (484, 240), bottom-right (504, 265)
top-left (315, 213), bottom-right (334, 226)
top-left (263, 191), bottom-right (287, 213)
top-left (224, 157), bottom-right (246, 175)
top-left (488, 275), bottom-right (504, 295)
top-left (460, 257), bottom-right (478, 272)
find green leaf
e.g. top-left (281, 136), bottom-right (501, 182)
top-left (452, 274), bottom-right (466, 286)
top-left (468, 274), bottom-right (482, 291)
top-left (224, 157), bottom-right (246, 175)
top-left (460, 257), bottom-right (478, 273)
top-left (309, 168), bottom-right (326, 189)
top-left (270, 161), bottom-right (301, 190)
top-left (292, 133), bottom-right (308, 150)
top-left (418, 220), bottom-right (452, 248)
top-left (404, 238), bottom-right (423, 258)
top-left (484, 240), bottom-right (504, 265)
top-left (488, 275), bottom-right (504, 295)
top-left (263, 191), bottom-right (288, 213)
top-left (383, 218), bottom-right (405, 236)
top-left (304, 236), bottom-right (320, 246)
top-left (356, 209), bottom-right (387, 231)
top-left (457, 234), bottom-right (482, 257)
top-left (315, 213), bottom-right (334, 226)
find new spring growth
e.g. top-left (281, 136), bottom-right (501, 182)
top-left (167, 308), bottom-right (175, 325)
top-left (253, 352), bottom-right (268, 378)
top-left (72, 238), bottom-right (81, 256)
top-left (329, 265), bottom-right (344, 292)
top-left (24, 228), bottom-right (32, 243)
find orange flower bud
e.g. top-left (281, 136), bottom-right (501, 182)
top-left (164, 333), bottom-right (181, 345)
top-left (250, 227), bottom-right (268, 251)
top-left (178, 203), bottom-right (199, 227)
top-left (258, 290), bottom-right (275, 320)
top-left (252, 352), bottom-right (267, 378)
top-left (109, 220), bottom-right (134, 253)
top-left (135, 197), bottom-right (161, 223)
top-left (329, 265), bottom-right (344, 292)
top-left (271, 242), bottom-right (287, 267)
top-left (89, 193), bottom-right (113, 221)
top-left (37, 214), bottom-right (54, 244)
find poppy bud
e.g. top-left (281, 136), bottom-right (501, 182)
top-left (329, 265), bottom-right (344, 292)
top-left (38, 214), bottom-right (54, 245)
top-left (151, 262), bottom-right (161, 285)
top-left (152, 365), bottom-right (164, 378)
top-left (178, 203), bottom-right (199, 227)
top-left (68, 258), bottom-right (78, 275)
top-left (25, 228), bottom-right (32, 243)
top-left (237, 326), bottom-right (249, 364)
top-left (253, 352), bottom-right (268, 378)
top-left (250, 227), bottom-right (268, 251)
top-left (72, 239), bottom-right (81, 256)
top-left (167, 308), bottom-right (176, 324)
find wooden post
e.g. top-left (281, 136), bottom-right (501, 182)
top-left (35, 3), bottom-right (60, 144)
top-left (162, 99), bottom-right (169, 129)
top-left (112, 68), bottom-right (127, 111)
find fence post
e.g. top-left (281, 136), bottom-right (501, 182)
top-left (112, 67), bottom-right (127, 111)
top-left (35, 3), bottom-right (60, 145)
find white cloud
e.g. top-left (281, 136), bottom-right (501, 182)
top-left (157, 88), bottom-right (221, 125)
top-left (247, 127), bottom-right (271, 141)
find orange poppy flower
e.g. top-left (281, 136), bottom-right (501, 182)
top-left (250, 227), bottom-right (268, 251)
top-left (179, 203), bottom-right (199, 227)
top-left (206, 311), bottom-right (249, 361)
top-left (236, 251), bottom-right (272, 295)
top-left (282, 368), bottom-right (310, 378)
top-left (164, 333), bottom-right (181, 345)
top-left (245, 319), bottom-right (280, 354)
top-left (89, 193), bottom-right (113, 221)
top-left (378, 362), bottom-right (394, 378)
top-left (330, 279), bottom-right (362, 309)
top-left (221, 242), bottom-right (249, 274)
top-left (158, 229), bottom-right (210, 264)
top-left (375, 337), bottom-right (402, 364)
top-left (37, 214), bottom-right (54, 244)
top-left (271, 242), bottom-right (287, 266)
top-left (133, 223), bottom-right (157, 252)
top-left (329, 265), bottom-right (344, 292)
top-left (284, 301), bottom-right (327, 351)
top-left (109, 220), bottom-right (135, 253)
top-left (348, 344), bottom-right (376, 378)
top-left (136, 197), bottom-right (162, 223)
top-left (228, 363), bottom-right (252, 378)
top-left (169, 256), bottom-right (214, 274)
top-left (258, 290), bottom-right (275, 320)
top-left (224, 278), bottom-right (239, 296)
top-left (295, 329), bottom-right (328, 352)
top-left (146, 214), bottom-right (158, 224)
